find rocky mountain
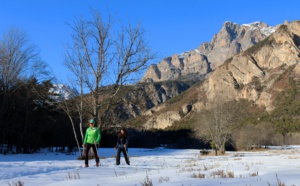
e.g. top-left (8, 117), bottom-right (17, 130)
top-left (141, 20), bottom-right (300, 129)
top-left (141, 21), bottom-right (277, 83)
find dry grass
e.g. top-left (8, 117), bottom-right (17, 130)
top-left (199, 149), bottom-right (210, 155)
top-left (158, 176), bottom-right (170, 183)
top-left (140, 173), bottom-right (153, 186)
top-left (66, 170), bottom-right (80, 180)
top-left (233, 153), bottom-right (245, 157)
top-left (191, 172), bottom-right (205, 178)
top-left (208, 170), bottom-right (235, 178)
top-left (245, 164), bottom-right (250, 170)
top-left (267, 174), bottom-right (286, 186)
top-left (287, 156), bottom-right (300, 159)
top-left (233, 157), bottom-right (242, 160)
top-left (249, 171), bottom-right (259, 177)
top-left (7, 180), bottom-right (24, 186)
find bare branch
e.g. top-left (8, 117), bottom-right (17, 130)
top-left (63, 9), bottom-right (157, 131)
top-left (197, 100), bottom-right (242, 155)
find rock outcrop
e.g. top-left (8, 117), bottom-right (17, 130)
top-left (141, 50), bottom-right (210, 82)
top-left (144, 111), bottom-right (181, 129)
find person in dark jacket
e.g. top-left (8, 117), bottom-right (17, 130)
top-left (114, 128), bottom-right (130, 165)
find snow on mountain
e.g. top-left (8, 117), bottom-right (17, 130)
top-left (242, 21), bottom-right (276, 36)
top-left (49, 84), bottom-right (79, 101)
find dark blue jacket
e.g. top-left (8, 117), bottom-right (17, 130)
top-left (116, 133), bottom-right (128, 148)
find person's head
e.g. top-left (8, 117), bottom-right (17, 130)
top-left (120, 128), bottom-right (126, 135)
top-left (89, 119), bottom-right (96, 127)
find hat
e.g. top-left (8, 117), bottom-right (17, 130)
top-left (89, 119), bottom-right (95, 124)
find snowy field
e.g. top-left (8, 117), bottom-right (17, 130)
top-left (0, 146), bottom-right (300, 186)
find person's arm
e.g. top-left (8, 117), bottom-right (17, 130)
top-left (115, 136), bottom-right (120, 149)
top-left (83, 129), bottom-right (88, 146)
top-left (96, 129), bottom-right (101, 144)
top-left (124, 137), bottom-right (128, 148)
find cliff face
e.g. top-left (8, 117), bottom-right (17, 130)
top-left (141, 21), bottom-right (277, 83)
top-left (142, 20), bottom-right (300, 129)
top-left (141, 51), bottom-right (210, 82)
top-left (204, 21), bottom-right (300, 111)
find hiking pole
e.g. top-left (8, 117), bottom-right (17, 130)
top-left (124, 147), bottom-right (130, 164)
top-left (82, 144), bottom-right (86, 158)
top-left (94, 141), bottom-right (100, 165)
top-left (94, 141), bottom-right (98, 152)
top-left (124, 147), bottom-right (129, 157)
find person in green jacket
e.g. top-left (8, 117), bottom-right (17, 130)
top-left (82, 119), bottom-right (101, 167)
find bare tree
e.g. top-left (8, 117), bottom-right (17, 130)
top-left (0, 27), bottom-right (38, 87)
top-left (63, 9), bottom-right (157, 155)
top-left (196, 101), bottom-right (242, 155)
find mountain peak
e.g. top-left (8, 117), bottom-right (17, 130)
top-left (141, 20), bottom-right (277, 83)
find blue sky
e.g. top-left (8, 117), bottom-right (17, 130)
top-left (0, 0), bottom-right (299, 83)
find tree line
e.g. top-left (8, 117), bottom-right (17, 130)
top-left (0, 27), bottom-right (71, 153)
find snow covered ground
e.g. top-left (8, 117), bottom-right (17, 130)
top-left (0, 146), bottom-right (300, 186)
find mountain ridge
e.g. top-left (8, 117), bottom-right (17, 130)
top-left (141, 21), bottom-right (278, 83)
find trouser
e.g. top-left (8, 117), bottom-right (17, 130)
top-left (84, 143), bottom-right (99, 165)
top-left (116, 147), bottom-right (130, 165)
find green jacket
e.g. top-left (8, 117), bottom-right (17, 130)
top-left (83, 126), bottom-right (101, 145)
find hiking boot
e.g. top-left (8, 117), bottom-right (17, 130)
top-left (84, 164), bottom-right (89, 167)
top-left (96, 162), bottom-right (99, 167)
